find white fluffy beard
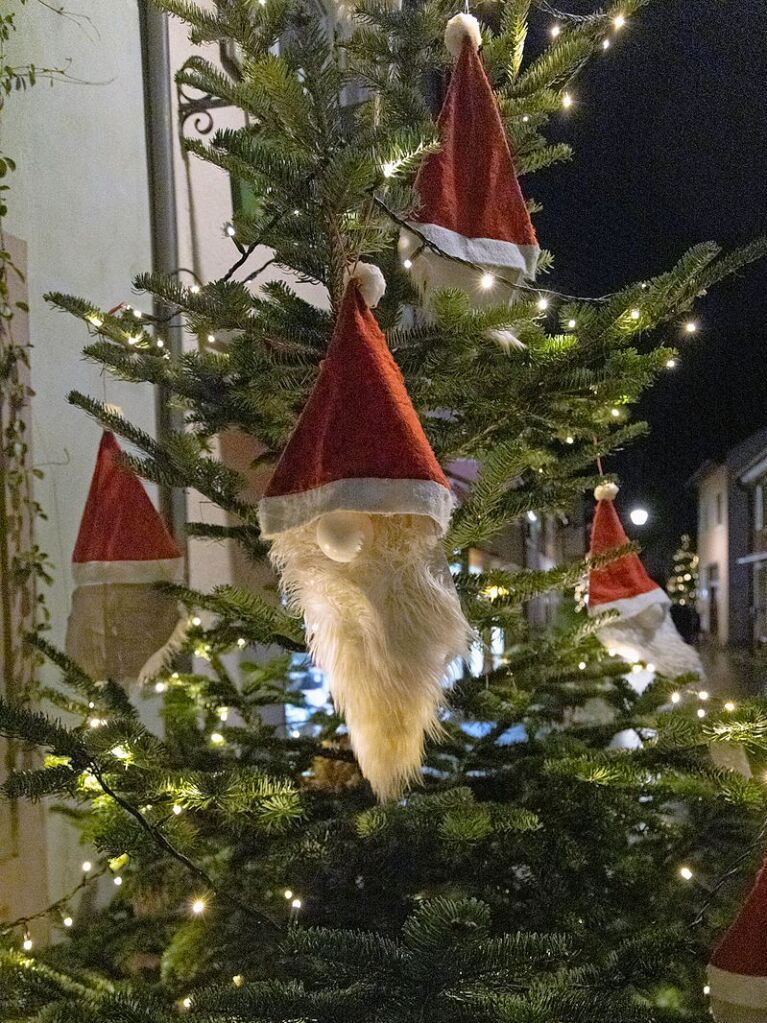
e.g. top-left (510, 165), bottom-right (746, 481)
top-left (269, 514), bottom-right (472, 800)
top-left (599, 611), bottom-right (705, 680)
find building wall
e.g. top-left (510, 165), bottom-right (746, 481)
top-left (3, 1), bottom-right (155, 909)
top-left (697, 464), bottom-right (729, 643)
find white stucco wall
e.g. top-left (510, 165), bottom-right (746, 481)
top-left (3, 1), bottom-right (155, 905)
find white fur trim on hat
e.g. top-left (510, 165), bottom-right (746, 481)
top-left (444, 13), bottom-right (482, 57)
top-left (72, 558), bottom-right (184, 587)
top-left (344, 262), bottom-right (386, 308)
top-left (594, 481), bottom-right (619, 501)
top-left (258, 477), bottom-right (454, 538)
top-left (708, 964), bottom-right (767, 1009)
top-left (404, 222), bottom-right (539, 280)
top-left (589, 585), bottom-right (670, 620)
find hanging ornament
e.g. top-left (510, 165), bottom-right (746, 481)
top-left (399, 13), bottom-right (539, 307)
top-left (708, 853), bottom-right (767, 1022)
top-left (66, 429), bottom-right (185, 682)
top-left (588, 483), bottom-right (704, 684)
top-left (258, 264), bottom-right (471, 800)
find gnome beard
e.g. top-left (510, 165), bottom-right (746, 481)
top-left (598, 606), bottom-right (704, 681)
top-left (269, 512), bottom-right (469, 800)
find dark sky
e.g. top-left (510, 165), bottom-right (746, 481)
top-left (531, 0), bottom-right (767, 575)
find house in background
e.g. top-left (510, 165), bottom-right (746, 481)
top-left (691, 426), bottom-right (767, 649)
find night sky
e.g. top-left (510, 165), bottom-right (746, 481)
top-left (531, 0), bottom-right (767, 575)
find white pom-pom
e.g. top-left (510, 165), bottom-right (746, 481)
top-left (444, 13), bottom-right (482, 58)
top-left (316, 510), bottom-right (374, 563)
top-left (594, 481), bottom-right (619, 502)
top-left (345, 262), bottom-right (386, 308)
top-left (486, 328), bottom-right (526, 352)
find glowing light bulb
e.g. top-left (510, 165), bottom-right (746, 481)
top-left (382, 161), bottom-right (396, 178)
top-left (703, 985), bottom-right (711, 996)
top-left (63, 916), bottom-right (73, 928)
top-left (190, 285), bottom-right (200, 294)
top-left (697, 708), bottom-right (706, 719)
top-left (22, 936), bottom-right (33, 951)
top-left (127, 335), bottom-right (139, 346)
top-left (550, 23), bottom-right (561, 37)
top-left (578, 661), bottom-right (587, 670)
top-left (526, 510), bottom-right (538, 523)
top-left (613, 13), bottom-right (626, 28)
top-left (155, 680), bottom-right (167, 694)
top-left (646, 663), bottom-right (656, 673)
top-left (191, 898), bottom-right (206, 915)
top-left (522, 115), bottom-right (529, 123)
top-left (133, 309), bottom-right (143, 319)
top-left (684, 321), bottom-right (697, 333)
top-left (237, 637), bottom-right (247, 649)
top-left (480, 272), bottom-right (495, 290)
top-left (536, 296), bottom-right (549, 311)
top-left (566, 435), bottom-right (574, 444)
top-left (191, 616), bottom-right (202, 627)
top-left (699, 690), bottom-right (709, 701)
top-left (82, 860), bottom-right (92, 873)
top-left (182, 997), bottom-right (192, 1010)
top-left (233, 974), bottom-right (245, 986)
top-left (610, 408), bottom-right (621, 418)
top-left (114, 876), bottom-right (123, 886)
top-left (665, 358), bottom-right (677, 368)
top-left (630, 308), bottom-right (640, 320)
top-left (402, 257), bottom-right (413, 270)
top-left (679, 865), bottom-right (693, 880)
top-left (225, 223), bottom-right (236, 237)
top-left (291, 898), bottom-right (302, 909)
top-left (172, 804), bottom-right (183, 816)
top-left (218, 707), bottom-right (230, 722)
top-left (110, 745), bottom-right (130, 760)
top-left (210, 731), bottom-right (225, 746)
top-left (724, 701), bottom-right (736, 712)
top-left (602, 37), bottom-right (610, 49)
top-left (207, 334), bottom-right (216, 343)
top-left (562, 92), bottom-right (573, 109)
top-left (629, 507), bottom-right (649, 526)
top-left (671, 692), bottom-right (681, 704)
top-left (567, 318), bottom-right (576, 328)
top-left (284, 889), bottom-right (293, 900)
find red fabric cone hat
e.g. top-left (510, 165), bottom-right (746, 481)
top-left (258, 280), bottom-right (453, 538)
top-left (408, 31), bottom-right (539, 281)
top-left (588, 490), bottom-right (669, 619)
top-left (708, 855), bottom-right (767, 1012)
top-left (72, 431), bottom-right (183, 586)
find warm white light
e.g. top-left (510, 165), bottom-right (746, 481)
top-left (567, 318), bottom-right (576, 328)
top-left (154, 681), bottom-right (167, 694)
top-left (566, 435), bottom-right (574, 444)
top-left (671, 692), bottom-right (681, 704)
top-left (22, 937), bottom-right (33, 951)
top-left (699, 690), bottom-right (709, 701)
top-left (665, 358), bottom-right (677, 368)
top-left (480, 272), bottom-right (495, 290)
top-left (724, 701), bottom-right (736, 712)
top-left (629, 507), bottom-right (649, 526)
top-left (89, 717), bottom-right (105, 729)
top-left (562, 92), bottom-right (573, 109)
top-left (602, 37), bottom-right (610, 49)
top-left (236, 637), bottom-right (247, 649)
top-left (679, 865), bottom-right (693, 880)
top-left (578, 661), bottom-right (587, 670)
top-left (127, 335), bottom-right (139, 346)
top-left (172, 804), bottom-right (183, 816)
top-left (82, 860), bottom-right (92, 873)
top-left (133, 309), bottom-right (143, 319)
top-left (550, 23), bottom-right (561, 37)
top-left (191, 898), bottom-right (206, 915)
top-left (207, 334), bottom-right (216, 343)
top-left (646, 663), bottom-right (656, 673)
top-left (382, 161), bottom-right (396, 178)
top-left (613, 13), bottom-right (626, 28)
top-left (684, 321), bottom-right (697, 333)
top-left (210, 732), bottom-right (225, 746)
top-left (191, 615), bottom-right (202, 626)
top-left (630, 308), bottom-right (640, 320)
top-left (218, 707), bottom-right (230, 722)
top-left (522, 115), bottom-right (529, 123)
top-left (291, 898), bottom-right (302, 909)
top-left (536, 296), bottom-right (549, 311)
top-left (526, 510), bottom-right (538, 523)
top-left (111, 745), bottom-right (130, 760)
top-left (703, 985), bottom-right (711, 996)
top-left (233, 974), bottom-right (245, 986)
top-left (283, 888), bottom-right (293, 900)
top-left (182, 998), bottom-right (192, 1010)
top-left (190, 285), bottom-right (201, 294)
top-left (402, 257), bottom-right (413, 270)
top-left (697, 708), bottom-right (706, 719)
top-left (610, 407), bottom-right (620, 418)
top-left (114, 876), bottom-right (123, 886)
top-left (225, 223), bottom-right (236, 237)
top-left (63, 916), bottom-right (73, 928)
top-left (156, 339), bottom-right (164, 349)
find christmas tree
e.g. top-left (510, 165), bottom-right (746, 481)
top-left (1, 1), bottom-right (767, 1020)
top-left (668, 534), bottom-right (699, 608)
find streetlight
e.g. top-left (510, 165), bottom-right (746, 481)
top-left (629, 507), bottom-right (649, 526)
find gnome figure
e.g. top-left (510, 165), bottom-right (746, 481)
top-left (400, 13), bottom-right (539, 307)
top-left (708, 854), bottom-right (767, 1023)
top-left (258, 265), bottom-right (471, 800)
top-left (588, 482), bottom-right (704, 682)
top-left (66, 430), bottom-right (185, 683)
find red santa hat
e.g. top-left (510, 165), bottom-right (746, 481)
top-left (258, 268), bottom-right (453, 539)
top-left (708, 855), bottom-right (767, 1018)
top-left (406, 14), bottom-right (539, 283)
top-left (72, 430), bottom-right (183, 586)
top-left (588, 482), bottom-right (669, 619)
